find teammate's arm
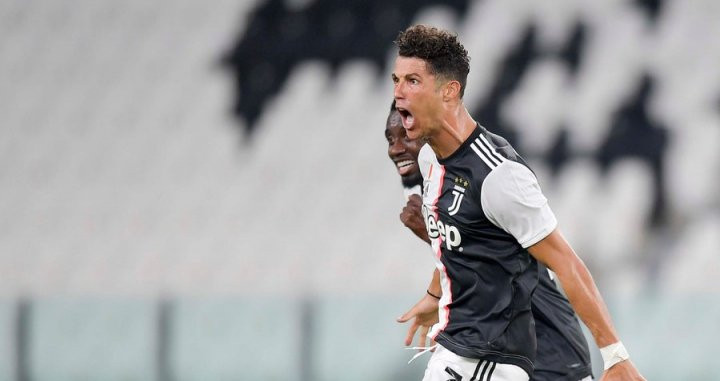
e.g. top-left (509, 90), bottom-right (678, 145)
top-left (397, 269), bottom-right (441, 347)
top-left (528, 230), bottom-right (645, 381)
top-left (400, 194), bottom-right (429, 243)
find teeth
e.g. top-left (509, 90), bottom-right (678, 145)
top-left (396, 160), bottom-right (414, 168)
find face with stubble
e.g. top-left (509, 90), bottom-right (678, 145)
top-left (392, 56), bottom-right (446, 141)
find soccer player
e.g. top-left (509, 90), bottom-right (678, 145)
top-left (385, 103), bottom-right (594, 381)
top-left (386, 105), bottom-right (425, 200)
top-left (390, 24), bottom-right (645, 381)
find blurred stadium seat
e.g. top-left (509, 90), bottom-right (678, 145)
top-left (0, 301), bottom-right (15, 381)
top-left (0, 0), bottom-right (718, 380)
top-left (170, 297), bottom-right (301, 381)
top-left (312, 296), bottom-right (426, 381)
top-left (29, 298), bottom-right (156, 381)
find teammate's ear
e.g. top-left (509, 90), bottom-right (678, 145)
top-left (443, 81), bottom-right (461, 101)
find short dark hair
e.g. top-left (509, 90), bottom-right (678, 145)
top-left (387, 100), bottom-right (398, 125)
top-left (394, 24), bottom-right (470, 97)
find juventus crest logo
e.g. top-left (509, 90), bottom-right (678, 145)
top-left (448, 184), bottom-right (465, 216)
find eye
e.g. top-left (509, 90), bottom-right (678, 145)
top-left (410, 78), bottom-right (419, 85)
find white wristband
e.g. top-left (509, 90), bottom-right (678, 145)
top-left (600, 341), bottom-right (630, 370)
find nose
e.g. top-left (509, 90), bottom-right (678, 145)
top-left (393, 80), bottom-right (404, 100)
top-left (389, 138), bottom-right (406, 156)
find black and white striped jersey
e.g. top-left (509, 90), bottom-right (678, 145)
top-left (417, 125), bottom-right (589, 377)
top-left (532, 264), bottom-right (592, 381)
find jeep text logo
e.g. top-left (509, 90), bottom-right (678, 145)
top-left (425, 212), bottom-right (462, 251)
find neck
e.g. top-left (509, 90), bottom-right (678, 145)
top-left (427, 104), bottom-right (476, 159)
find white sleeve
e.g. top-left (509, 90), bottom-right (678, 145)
top-left (480, 161), bottom-right (557, 248)
top-left (418, 143), bottom-right (438, 180)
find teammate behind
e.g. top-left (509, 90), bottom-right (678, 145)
top-left (391, 24), bottom-right (645, 381)
top-left (385, 104), bottom-right (425, 200)
top-left (386, 102), bottom-right (593, 381)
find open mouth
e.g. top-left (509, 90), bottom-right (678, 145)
top-left (396, 107), bottom-right (415, 129)
top-left (395, 159), bottom-right (417, 176)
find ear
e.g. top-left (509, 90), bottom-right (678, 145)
top-left (443, 80), bottom-right (462, 101)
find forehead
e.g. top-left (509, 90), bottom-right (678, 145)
top-left (385, 112), bottom-right (404, 132)
top-left (393, 56), bottom-right (432, 77)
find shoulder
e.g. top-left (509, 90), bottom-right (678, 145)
top-left (480, 160), bottom-right (557, 248)
top-left (482, 161), bottom-right (542, 202)
top-left (460, 130), bottom-right (515, 186)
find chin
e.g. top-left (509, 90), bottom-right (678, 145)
top-left (402, 173), bottom-right (423, 188)
top-left (405, 128), bottom-right (423, 141)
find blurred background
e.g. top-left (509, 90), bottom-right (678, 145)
top-left (0, 0), bottom-right (719, 380)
